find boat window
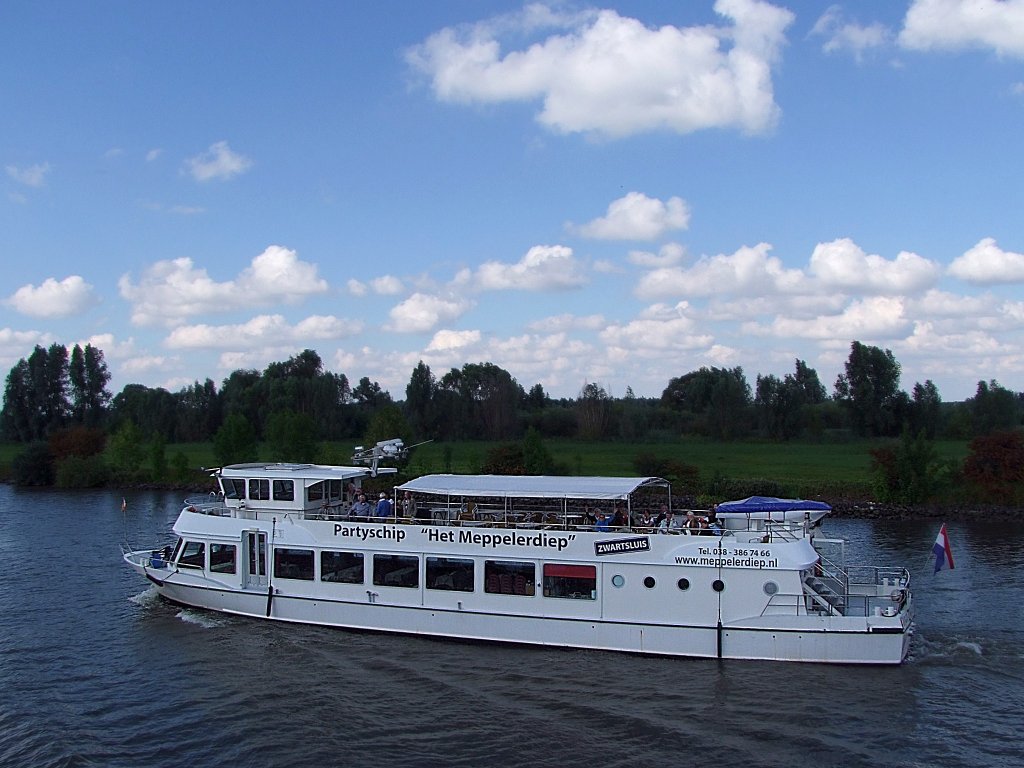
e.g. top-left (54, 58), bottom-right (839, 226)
top-left (179, 541), bottom-right (205, 569)
top-left (321, 551), bottom-right (364, 583)
top-left (249, 479), bottom-right (270, 501)
top-left (274, 548), bottom-right (314, 580)
top-left (171, 537), bottom-right (184, 562)
top-left (543, 563), bottom-right (596, 600)
top-left (329, 480), bottom-right (343, 501)
top-left (426, 557), bottom-right (474, 592)
top-left (210, 543), bottom-right (236, 574)
top-left (372, 561), bottom-right (419, 589)
top-left (307, 481), bottom-right (325, 502)
top-left (373, 554), bottom-right (419, 588)
top-left (484, 560), bottom-right (535, 596)
top-left (272, 480), bottom-right (294, 501)
top-left (222, 479), bottom-right (245, 499)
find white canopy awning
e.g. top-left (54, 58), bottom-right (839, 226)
top-left (395, 474), bottom-right (668, 501)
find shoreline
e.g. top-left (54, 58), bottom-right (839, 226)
top-left (5, 479), bottom-right (1019, 521)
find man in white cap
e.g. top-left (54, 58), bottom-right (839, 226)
top-left (374, 491), bottom-right (393, 519)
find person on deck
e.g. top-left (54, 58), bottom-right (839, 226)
top-left (707, 508), bottom-right (723, 535)
top-left (350, 493), bottom-right (371, 519)
top-left (657, 511), bottom-right (675, 533)
top-left (375, 492), bottom-right (393, 519)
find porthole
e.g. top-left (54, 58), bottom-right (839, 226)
top-left (643, 576), bottom-right (656, 589)
top-left (712, 579), bottom-right (725, 593)
top-left (763, 581), bottom-right (779, 596)
top-left (611, 574), bottom-right (625, 588)
top-left (677, 578), bottom-right (690, 591)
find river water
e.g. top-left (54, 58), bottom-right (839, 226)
top-left (0, 485), bottom-right (1020, 768)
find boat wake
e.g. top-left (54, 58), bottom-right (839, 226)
top-left (128, 585), bottom-right (162, 607)
top-left (910, 632), bottom-right (994, 664)
top-left (175, 608), bottom-right (226, 629)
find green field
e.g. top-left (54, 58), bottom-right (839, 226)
top-left (390, 437), bottom-right (970, 489)
top-left (0, 437), bottom-right (970, 497)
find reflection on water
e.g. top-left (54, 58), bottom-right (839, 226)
top-left (0, 486), bottom-right (1021, 768)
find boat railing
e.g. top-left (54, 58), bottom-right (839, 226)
top-left (800, 560), bottom-right (911, 618)
top-left (183, 494), bottom-right (229, 516)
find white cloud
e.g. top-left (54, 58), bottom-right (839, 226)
top-left (751, 296), bottom-right (910, 339)
top-left (636, 242), bottom-right (805, 299)
top-left (425, 328), bottom-right (482, 352)
top-left (575, 193), bottom-right (690, 241)
top-left (599, 301), bottom-right (713, 351)
top-left (5, 162), bottom-right (50, 187)
top-left (407, 0), bottom-right (794, 138)
top-left (527, 313), bottom-right (606, 333)
top-left (911, 289), bottom-right (997, 318)
top-left (6, 276), bottom-right (98, 318)
top-left (120, 354), bottom-right (178, 375)
top-left (472, 245), bottom-right (587, 291)
top-left (386, 293), bottom-right (473, 333)
top-left (809, 238), bottom-right (940, 293)
top-left (184, 141), bottom-right (253, 182)
top-left (628, 242), bottom-right (687, 268)
top-left (0, 327), bottom-right (53, 357)
top-left (371, 275), bottom-right (405, 295)
top-left (146, 149), bottom-right (163, 162)
top-left (119, 245), bottom-right (328, 327)
top-left (810, 6), bottom-right (891, 61)
top-left (948, 237), bottom-right (1024, 283)
top-left (900, 0), bottom-right (1024, 57)
top-left (347, 279), bottom-right (369, 297)
top-left (165, 314), bottom-right (360, 350)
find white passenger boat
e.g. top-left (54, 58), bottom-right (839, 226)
top-left (123, 440), bottom-right (913, 664)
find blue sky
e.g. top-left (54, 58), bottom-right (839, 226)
top-left (2, 0), bottom-right (1022, 403)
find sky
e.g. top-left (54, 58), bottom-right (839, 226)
top-left (2, 0), bottom-right (1023, 404)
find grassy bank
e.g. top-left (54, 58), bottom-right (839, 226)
top-left (0, 437), bottom-right (971, 499)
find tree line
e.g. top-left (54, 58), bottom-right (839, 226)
top-left (1, 340), bottom-right (1022, 497)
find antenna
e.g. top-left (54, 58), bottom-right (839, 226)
top-left (351, 438), bottom-right (431, 476)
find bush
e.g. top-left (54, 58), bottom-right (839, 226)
top-left (963, 430), bottom-right (1024, 503)
top-left (12, 442), bottom-right (55, 486)
top-left (49, 426), bottom-right (107, 459)
top-left (55, 455), bottom-right (110, 488)
top-left (869, 430), bottom-right (940, 504)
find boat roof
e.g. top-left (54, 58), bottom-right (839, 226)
top-left (396, 474), bottom-right (667, 501)
top-left (218, 462), bottom-right (373, 482)
top-left (716, 496), bottom-right (831, 520)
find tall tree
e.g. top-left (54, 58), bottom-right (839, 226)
top-left (833, 341), bottom-right (904, 437)
top-left (1, 359), bottom-right (33, 441)
top-left (68, 343), bottom-right (111, 427)
top-left (908, 380), bottom-right (942, 439)
top-left (755, 359), bottom-right (828, 441)
top-left (662, 366), bottom-right (751, 440)
top-left (175, 378), bottom-right (222, 442)
top-left (576, 382), bottom-right (611, 440)
top-left (968, 379), bottom-right (1019, 435)
top-left (405, 361), bottom-right (437, 438)
top-left (793, 359), bottom-right (827, 404)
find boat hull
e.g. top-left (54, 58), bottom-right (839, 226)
top-left (130, 558), bottom-right (911, 665)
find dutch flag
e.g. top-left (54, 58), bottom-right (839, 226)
top-left (932, 523), bottom-right (955, 574)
